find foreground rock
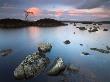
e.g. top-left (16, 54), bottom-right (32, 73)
top-left (38, 43), bottom-right (52, 53)
top-left (14, 53), bottom-right (50, 80)
top-left (90, 48), bottom-right (110, 54)
top-left (0, 49), bottom-right (12, 56)
top-left (14, 42), bottom-right (52, 80)
top-left (48, 57), bottom-right (66, 76)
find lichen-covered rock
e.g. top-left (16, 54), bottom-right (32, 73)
top-left (14, 53), bottom-right (50, 80)
top-left (38, 43), bottom-right (52, 53)
top-left (48, 57), bottom-right (66, 76)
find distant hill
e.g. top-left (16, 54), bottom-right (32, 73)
top-left (0, 18), bottom-right (66, 28)
top-left (0, 18), bottom-right (31, 28)
top-left (35, 18), bottom-right (66, 27)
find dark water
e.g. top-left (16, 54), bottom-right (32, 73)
top-left (0, 23), bottom-right (110, 82)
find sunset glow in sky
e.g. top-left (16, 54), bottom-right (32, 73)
top-left (26, 7), bottom-right (41, 16)
top-left (0, 0), bottom-right (110, 21)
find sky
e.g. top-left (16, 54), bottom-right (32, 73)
top-left (0, 0), bottom-right (110, 21)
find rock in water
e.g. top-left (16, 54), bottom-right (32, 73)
top-left (64, 40), bottom-right (71, 44)
top-left (0, 49), bottom-right (12, 56)
top-left (14, 53), bottom-right (50, 80)
top-left (38, 43), bottom-right (52, 53)
top-left (82, 52), bottom-right (90, 55)
top-left (67, 64), bottom-right (79, 73)
top-left (106, 46), bottom-right (110, 50)
top-left (78, 27), bottom-right (87, 30)
top-left (103, 29), bottom-right (108, 31)
top-left (90, 48), bottom-right (110, 54)
top-left (48, 57), bottom-right (66, 76)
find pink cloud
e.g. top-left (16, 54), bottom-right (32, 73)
top-left (67, 8), bottom-right (110, 18)
top-left (26, 7), bottom-right (41, 16)
top-left (54, 9), bottom-right (64, 16)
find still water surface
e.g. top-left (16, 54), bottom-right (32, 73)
top-left (0, 23), bottom-right (110, 82)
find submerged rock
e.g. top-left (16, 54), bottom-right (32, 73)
top-left (64, 40), bottom-right (71, 44)
top-left (0, 49), bottom-right (12, 56)
top-left (14, 53), bottom-right (50, 80)
top-left (48, 57), bottom-right (66, 76)
top-left (82, 52), bottom-right (90, 55)
top-left (90, 48), bottom-right (110, 54)
top-left (38, 43), bottom-right (52, 53)
top-left (67, 64), bottom-right (79, 73)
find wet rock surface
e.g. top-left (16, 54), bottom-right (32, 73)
top-left (48, 57), bottom-right (66, 76)
top-left (0, 49), bottom-right (12, 56)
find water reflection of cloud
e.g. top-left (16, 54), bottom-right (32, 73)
top-left (27, 26), bottom-right (41, 41)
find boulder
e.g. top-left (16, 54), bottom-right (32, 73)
top-left (48, 57), bottom-right (66, 76)
top-left (38, 43), bottom-right (52, 53)
top-left (14, 53), bottom-right (50, 80)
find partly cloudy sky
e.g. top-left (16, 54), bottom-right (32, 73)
top-left (0, 0), bottom-right (110, 21)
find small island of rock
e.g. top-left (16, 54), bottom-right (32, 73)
top-left (0, 18), bottom-right (66, 28)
